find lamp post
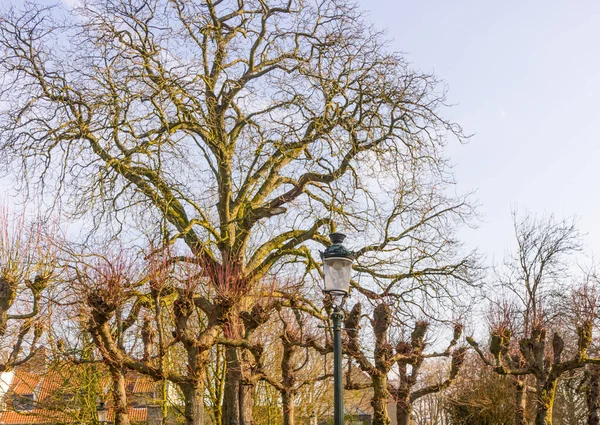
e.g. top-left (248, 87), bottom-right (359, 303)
top-left (97, 401), bottom-right (108, 424)
top-left (321, 232), bottom-right (354, 425)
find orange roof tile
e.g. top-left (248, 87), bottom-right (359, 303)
top-left (107, 408), bottom-right (148, 422)
top-left (0, 407), bottom-right (149, 424)
top-left (11, 373), bottom-right (40, 396)
top-left (0, 409), bottom-right (72, 424)
top-left (132, 376), bottom-right (156, 393)
top-left (35, 372), bottom-right (63, 401)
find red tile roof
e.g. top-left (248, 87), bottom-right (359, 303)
top-left (35, 372), bottom-right (63, 401)
top-left (132, 376), bottom-right (156, 394)
top-left (108, 408), bottom-right (148, 422)
top-left (11, 373), bottom-right (40, 396)
top-left (0, 407), bottom-right (148, 424)
top-left (0, 366), bottom-right (157, 424)
top-left (0, 409), bottom-right (72, 424)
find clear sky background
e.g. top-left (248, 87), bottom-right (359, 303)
top-left (356, 0), bottom-right (600, 263)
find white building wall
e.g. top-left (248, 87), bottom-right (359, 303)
top-left (0, 371), bottom-right (15, 410)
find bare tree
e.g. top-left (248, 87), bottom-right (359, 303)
top-left (0, 207), bottom-right (54, 372)
top-left (467, 213), bottom-right (598, 425)
top-left (391, 322), bottom-right (466, 425)
top-left (0, 0), bottom-right (477, 422)
top-left (74, 253), bottom-right (143, 425)
top-left (250, 306), bottom-right (331, 425)
top-left (344, 302), bottom-right (465, 425)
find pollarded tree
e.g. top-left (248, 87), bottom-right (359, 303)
top-left (468, 310), bottom-right (596, 425)
top-left (391, 322), bottom-right (466, 425)
top-left (0, 208), bottom-right (55, 372)
top-left (253, 306), bottom-right (331, 425)
top-left (70, 248), bottom-right (224, 425)
top-left (444, 352), bottom-right (518, 425)
top-left (0, 0), bottom-right (477, 423)
top-left (344, 302), bottom-right (466, 425)
top-left (466, 305), bottom-right (533, 425)
top-left (467, 214), bottom-right (599, 425)
top-left (73, 253), bottom-right (146, 425)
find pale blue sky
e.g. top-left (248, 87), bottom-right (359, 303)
top-left (357, 0), bottom-right (600, 261)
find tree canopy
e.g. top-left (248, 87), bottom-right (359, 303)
top-left (0, 0), bottom-right (475, 302)
top-left (0, 1), bottom-right (479, 424)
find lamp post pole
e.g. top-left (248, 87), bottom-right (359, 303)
top-left (320, 231), bottom-right (354, 425)
top-left (332, 306), bottom-right (345, 425)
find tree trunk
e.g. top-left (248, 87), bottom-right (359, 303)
top-left (395, 392), bottom-right (412, 425)
top-left (239, 380), bottom-right (254, 425)
top-left (161, 379), bottom-right (169, 425)
top-left (181, 382), bottom-right (205, 425)
top-left (535, 381), bottom-right (557, 425)
top-left (239, 347), bottom-right (255, 425)
top-left (515, 379), bottom-right (527, 425)
top-left (588, 366), bottom-right (600, 425)
top-left (535, 405), bottom-right (553, 425)
top-left (223, 345), bottom-right (242, 425)
top-left (372, 374), bottom-right (391, 425)
top-left (282, 391), bottom-right (295, 425)
top-left (223, 348), bottom-right (255, 425)
top-left (110, 366), bottom-right (131, 425)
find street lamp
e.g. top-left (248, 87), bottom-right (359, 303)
top-left (97, 401), bottom-right (108, 424)
top-left (321, 232), bottom-right (354, 425)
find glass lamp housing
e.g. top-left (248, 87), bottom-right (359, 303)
top-left (321, 232), bottom-right (354, 296)
top-left (323, 256), bottom-right (353, 295)
top-left (97, 402), bottom-right (108, 423)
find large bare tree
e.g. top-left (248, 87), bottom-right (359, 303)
top-left (0, 0), bottom-right (477, 423)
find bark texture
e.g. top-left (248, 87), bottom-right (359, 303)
top-left (588, 366), bottom-right (600, 425)
top-left (515, 379), bottom-right (528, 425)
top-left (535, 383), bottom-right (557, 425)
top-left (181, 382), bottom-right (205, 425)
top-left (111, 367), bottom-right (131, 425)
top-left (282, 391), bottom-right (295, 425)
top-left (223, 346), bottom-right (243, 425)
top-left (395, 394), bottom-right (412, 425)
top-left (372, 374), bottom-right (391, 425)
top-left (239, 380), bottom-right (254, 425)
